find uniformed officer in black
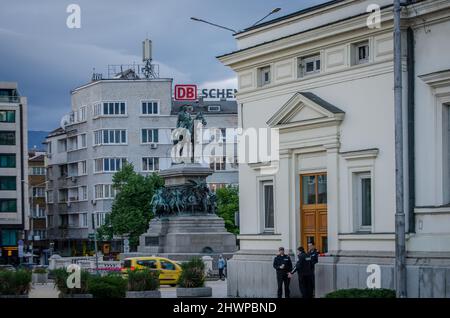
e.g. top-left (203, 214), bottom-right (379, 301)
top-left (273, 247), bottom-right (293, 298)
top-left (289, 246), bottom-right (314, 298)
top-left (308, 242), bottom-right (319, 295)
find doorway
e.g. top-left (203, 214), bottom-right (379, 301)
top-left (300, 173), bottom-right (328, 253)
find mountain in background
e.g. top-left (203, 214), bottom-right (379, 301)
top-left (28, 131), bottom-right (49, 151)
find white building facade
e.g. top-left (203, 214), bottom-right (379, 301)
top-left (218, 0), bottom-right (450, 297)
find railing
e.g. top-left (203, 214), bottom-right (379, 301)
top-left (0, 95), bottom-right (20, 103)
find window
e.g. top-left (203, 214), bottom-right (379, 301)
top-left (47, 190), bottom-right (54, 203)
top-left (258, 66), bottom-right (271, 86)
top-left (80, 186), bottom-right (87, 201)
top-left (79, 161), bottom-right (87, 175)
top-left (80, 213), bottom-right (88, 228)
top-left (31, 206), bottom-right (45, 218)
top-left (444, 104), bottom-right (450, 204)
top-left (67, 136), bottom-right (78, 151)
top-left (0, 199), bottom-right (16, 213)
top-left (94, 158), bottom-right (127, 173)
top-left (0, 131), bottom-right (15, 145)
top-left (59, 164), bottom-right (68, 178)
top-left (137, 260), bottom-right (157, 269)
top-left (141, 129), bottom-right (159, 143)
top-left (0, 154), bottom-right (15, 168)
top-left (29, 167), bottom-right (45, 175)
top-left (210, 157), bottom-right (226, 171)
top-left (208, 105), bottom-right (221, 112)
top-left (93, 103), bottom-right (102, 117)
top-left (354, 172), bottom-right (372, 231)
top-left (102, 102), bottom-right (126, 115)
top-left (0, 176), bottom-right (16, 190)
top-left (262, 181), bottom-right (274, 231)
top-left (298, 54), bottom-right (321, 77)
top-left (80, 134), bottom-right (87, 148)
top-left (57, 139), bottom-right (67, 153)
top-left (160, 260), bottom-right (176, 270)
top-left (353, 41), bottom-right (370, 65)
top-left (142, 101), bottom-right (159, 115)
top-left (79, 106), bottom-right (87, 122)
top-left (94, 184), bottom-right (116, 200)
top-left (32, 187), bottom-right (45, 197)
top-left (0, 110), bottom-right (15, 123)
top-left (47, 141), bottom-right (52, 154)
top-left (142, 157), bottom-right (160, 172)
top-left (68, 163), bottom-right (78, 177)
top-left (58, 189), bottom-right (68, 203)
top-left (94, 129), bottom-right (127, 145)
top-left (95, 212), bottom-right (107, 228)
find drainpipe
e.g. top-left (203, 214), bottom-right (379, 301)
top-left (394, 0), bottom-right (407, 298)
top-left (407, 27), bottom-right (416, 234)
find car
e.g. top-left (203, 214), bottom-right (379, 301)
top-left (0, 265), bottom-right (16, 271)
top-left (121, 256), bottom-right (182, 286)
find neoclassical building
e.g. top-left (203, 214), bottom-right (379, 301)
top-left (218, 0), bottom-right (450, 297)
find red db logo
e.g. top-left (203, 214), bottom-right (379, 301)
top-left (175, 84), bottom-right (197, 101)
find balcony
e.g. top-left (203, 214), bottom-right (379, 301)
top-left (0, 95), bottom-right (20, 103)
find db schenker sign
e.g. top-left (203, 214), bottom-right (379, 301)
top-left (174, 84), bottom-right (236, 101)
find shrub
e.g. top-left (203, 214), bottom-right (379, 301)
top-left (0, 269), bottom-right (32, 295)
top-left (33, 268), bottom-right (48, 274)
top-left (325, 288), bottom-right (396, 298)
top-left (52, 268), bottom-right (90, 295)
top-left (88, 274), bottom-right (127, 298)
top-left (127, 269), bottom-right (160, 291)
top-left (177, 258), bottom-right (205, 288)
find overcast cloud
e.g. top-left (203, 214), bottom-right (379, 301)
top-left (0, 0), bottom-right (327, 130)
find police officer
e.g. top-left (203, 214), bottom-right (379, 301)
top-left (273, 247), bottom-right (293, 298)
top-left (308, 242), bottom-right (319, 295)
top-left (290, 246), bottom-right (314, 299)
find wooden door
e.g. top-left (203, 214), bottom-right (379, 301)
top-left (300, 173), bottom-right (328, 253)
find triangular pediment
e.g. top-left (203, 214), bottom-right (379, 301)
top-left (267, 92), bottom-right (345, 128)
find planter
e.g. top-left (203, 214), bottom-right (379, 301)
top-left (0, 294), bottom-right (29, 298)
top-left (32, 273), bottom-right (48, 284)
top-left (126, 290), bottom-right (161, 298)
top-left (59, 293), bottom-right (93, 298)
top-left (176, 287), bottom-right (212, 298)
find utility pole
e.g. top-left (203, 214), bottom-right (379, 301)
top-left (394, 0), bottom-right (407, 298)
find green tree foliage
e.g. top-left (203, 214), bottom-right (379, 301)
top-left (216, 186), bottom-right (239, 234)
top-left (325, 288), bottom-right (396, 298)
top-left (97, 163), bottom-right (164, 249)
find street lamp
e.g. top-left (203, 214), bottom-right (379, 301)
top-left (251, 8), bottom-right (281, 27)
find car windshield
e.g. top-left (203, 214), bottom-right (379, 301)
top-left (123, 260), bottom-right (132, 268)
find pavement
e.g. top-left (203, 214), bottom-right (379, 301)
top-left (29, 279), bottom-right (228, 298)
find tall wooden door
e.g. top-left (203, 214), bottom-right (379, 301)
top-left (300, 173), bottom-right (328, 253)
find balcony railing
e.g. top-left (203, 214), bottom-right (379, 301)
top-left (0, 95), bottom-right (20, 103)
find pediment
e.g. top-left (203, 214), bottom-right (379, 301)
top-left (267, 92), bottom-right (344, 128)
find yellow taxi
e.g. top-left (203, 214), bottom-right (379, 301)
top-left (121, 256), bottom-right (182, 286)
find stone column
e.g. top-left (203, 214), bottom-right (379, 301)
top-left (276, 149), bottom-right (293, 252)
top-left (324, 143), bottom-right (340, 254)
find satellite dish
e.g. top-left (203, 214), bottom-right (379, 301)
top-left (60, 115), bottom-right (70, 129)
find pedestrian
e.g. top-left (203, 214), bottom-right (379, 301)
top-left (289, 246), bottom-right (314, 299)
top-left (218, 254), bottom-right (226, 280)
top-left (273, 247), bottom-right (293, 298)
top-left (308, 242), bottom-right (319, 295)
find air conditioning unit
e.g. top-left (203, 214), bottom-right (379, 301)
top-left (91, 199), bottom-right (96, 206)
top-left (150, 143), bottom-right (158, 149)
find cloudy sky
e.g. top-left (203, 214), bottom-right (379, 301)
top-left (0, 0), bottom-right (327, 130)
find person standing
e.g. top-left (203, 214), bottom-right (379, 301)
top-left (218, 255), bottom-right (226, 280)
top-left (290, 246), bottom-right (314, 298)
top-left (308, 242), bottom-right (319, 295)
top-left (273, 247), bottom-right (293, 298)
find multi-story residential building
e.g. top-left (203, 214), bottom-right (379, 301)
top-left (218, 0), bottom-right (450, 297)
top-left (45, 70), bottom-right (174, 256)
top-left (0, 82), bottom-right (29, 265)
top-left (27, 150), bottom-right (48, 264)
top-left (172, 98), bottom-right (239, 190)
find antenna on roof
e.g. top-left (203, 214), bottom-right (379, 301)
top-left (142, 38), bottom-right (158, 79)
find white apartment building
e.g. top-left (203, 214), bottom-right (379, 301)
top-left (0, 82), bottom-right (29, 265)
top-left (218, 0), bottom-right (450, 297)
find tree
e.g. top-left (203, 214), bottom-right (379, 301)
top-left (215, 186), bottom-right (239, 234)
top-left (97, 163), bottom-right (164, 249)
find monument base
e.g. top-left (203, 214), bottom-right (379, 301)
top-left (137, 215), bottom-right (236, 255)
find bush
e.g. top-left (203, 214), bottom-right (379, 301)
top-left (52, 268), bottom-right (90, 295)
top-left (0, 269), bottom-right (32, 295)
top-left (88, 274), bottom-right (127, 298)
top-left (127, 269), bottom-right (159, 291)
top-left (33, 268), bottom-right (48, 274)
top-left (177, 258), bottom-right (205, 288)
top-left (325, 288), bottom-right (396, 298)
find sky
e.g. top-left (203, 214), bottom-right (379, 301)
top-left (0, 0), bottom-right (328, 131)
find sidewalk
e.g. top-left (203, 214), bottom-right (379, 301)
top-left (28, 279), bottom-right (227, 298)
